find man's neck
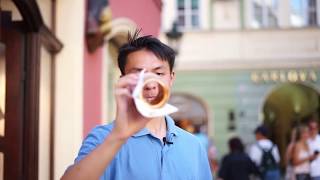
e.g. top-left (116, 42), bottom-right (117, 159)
top-left (146, 116), bottom-right (167, 140)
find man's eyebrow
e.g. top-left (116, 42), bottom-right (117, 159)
top-left (153, 66), bottom-right (166, 70)
top-left (129, 68), bottom-right (143, 72)
top-left (128, 66), bottom-right (167, 73)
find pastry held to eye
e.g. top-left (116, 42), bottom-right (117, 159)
top-left (140, 78), bottom-right (169, 109)
top-left (132, 70), bottom-right (178, 118)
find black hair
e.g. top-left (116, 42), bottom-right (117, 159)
top-left (254, 125), bottom-right (269, 138)
top-left (306, 114), bottom-right (319, 125)
top-left (229, 137), bottom-right (244, 153)
top-left (117, 29), bottom-right (176, 75)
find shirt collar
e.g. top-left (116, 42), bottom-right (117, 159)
top-left (132, 115), bottom-right (179, 138)
top-left (132, 128), bottom-right (150, 137)
top-left (166, 115), bottom-right (179, 137)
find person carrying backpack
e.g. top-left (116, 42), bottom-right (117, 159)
top-left (249, 125), bottom-right (281, 180)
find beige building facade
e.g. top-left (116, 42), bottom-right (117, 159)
top-left (160, 0), bottom-right (320, 163)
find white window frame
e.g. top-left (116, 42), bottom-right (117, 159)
top-left (251, 0), bottom-right (279, 28)
top-left (290, 0), bottom-right (319, 27)
top-left (176, 0), bottom-right (201, 30)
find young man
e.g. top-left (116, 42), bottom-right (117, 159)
top-left (219, 137), bottom-right (259, 180)
top-left (249, 125), bottom-right (280, 180)
top-left (61, 32), bottom-right (212, 180)
top-left (308, 118), bottom-right (320, 180)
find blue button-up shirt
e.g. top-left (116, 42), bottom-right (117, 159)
top-left (75, 116), bottom-right (212, 180)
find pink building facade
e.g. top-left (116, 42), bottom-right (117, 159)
top-left (83, 0), bottom-right (162, 136)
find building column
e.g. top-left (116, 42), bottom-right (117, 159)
top-left (278, 0), bottom-right (291, 28)
top-left (54, 0), bottom-right (85, 179)
top-left (317, 0), bottom-right (320, 26)
top-left (244, 0), bottom-right (252, 29)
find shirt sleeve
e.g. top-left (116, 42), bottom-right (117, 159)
top-left (198, 142), bottom-right (213, 180)
top-left (272, 145), bottom-right (281, 163)
top-left (74, 126), bottom-right (111, 163)
top-left (247, 155), bottom-right (260, 176)
top-left (249, 145), bottom-right (261, 166)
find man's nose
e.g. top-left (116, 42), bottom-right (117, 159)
top-left (144, 83), bottom-right (157, 91)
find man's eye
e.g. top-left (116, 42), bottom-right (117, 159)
top-left (156, 73), bottom-right (164, 76)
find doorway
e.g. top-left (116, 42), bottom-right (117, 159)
top-left (262, 83), bottom-right (319, 168)
top-left (0, 9), bottom-right (43, 179)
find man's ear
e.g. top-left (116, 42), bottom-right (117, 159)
top-left (119, 72), bottom-right (125, 78)
top-left (170, 71), bottom-right (176, 86)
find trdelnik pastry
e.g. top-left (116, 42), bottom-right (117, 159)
top-left (132, 69), bottom-right (178, 118)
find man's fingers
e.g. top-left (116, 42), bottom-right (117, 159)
top-left (116, 74), bottom-right (139, 89)
top-left (115, 88), bottom-right (132, 98)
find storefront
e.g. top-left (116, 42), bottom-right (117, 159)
top-left (172, 68), bottom-right (320, 168)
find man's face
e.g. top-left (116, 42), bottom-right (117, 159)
top-left (142, 81), bottom-right (161, 104)
top-left (124, 49), bottom-right (175, 91)
top-left (309, 121), bottom-right (319, 137)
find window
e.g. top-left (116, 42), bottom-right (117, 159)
top-left (177, 0), bottom-right (200, 30)
top-left (251, 0), bottom-right (278, 28)
top-left (291, 0), bottom-right (318, 27)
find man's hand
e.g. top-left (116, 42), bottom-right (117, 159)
top-left (111, 73), bottom-right (150, 140)
top-left (61, 73), bottom-right (149, 180)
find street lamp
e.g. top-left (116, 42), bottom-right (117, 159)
top-left (165, 22), bottom-right (183, 54)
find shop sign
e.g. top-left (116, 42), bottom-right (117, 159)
top-left (251, 70), bottom-right (317, 83)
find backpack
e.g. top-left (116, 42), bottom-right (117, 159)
top-left (257, 143), bottom-right (278, 176)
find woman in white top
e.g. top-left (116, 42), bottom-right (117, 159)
top-left (292, 125), bottom-right (317, 180)
top-left (285, 128), bottom-right (297, 180)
